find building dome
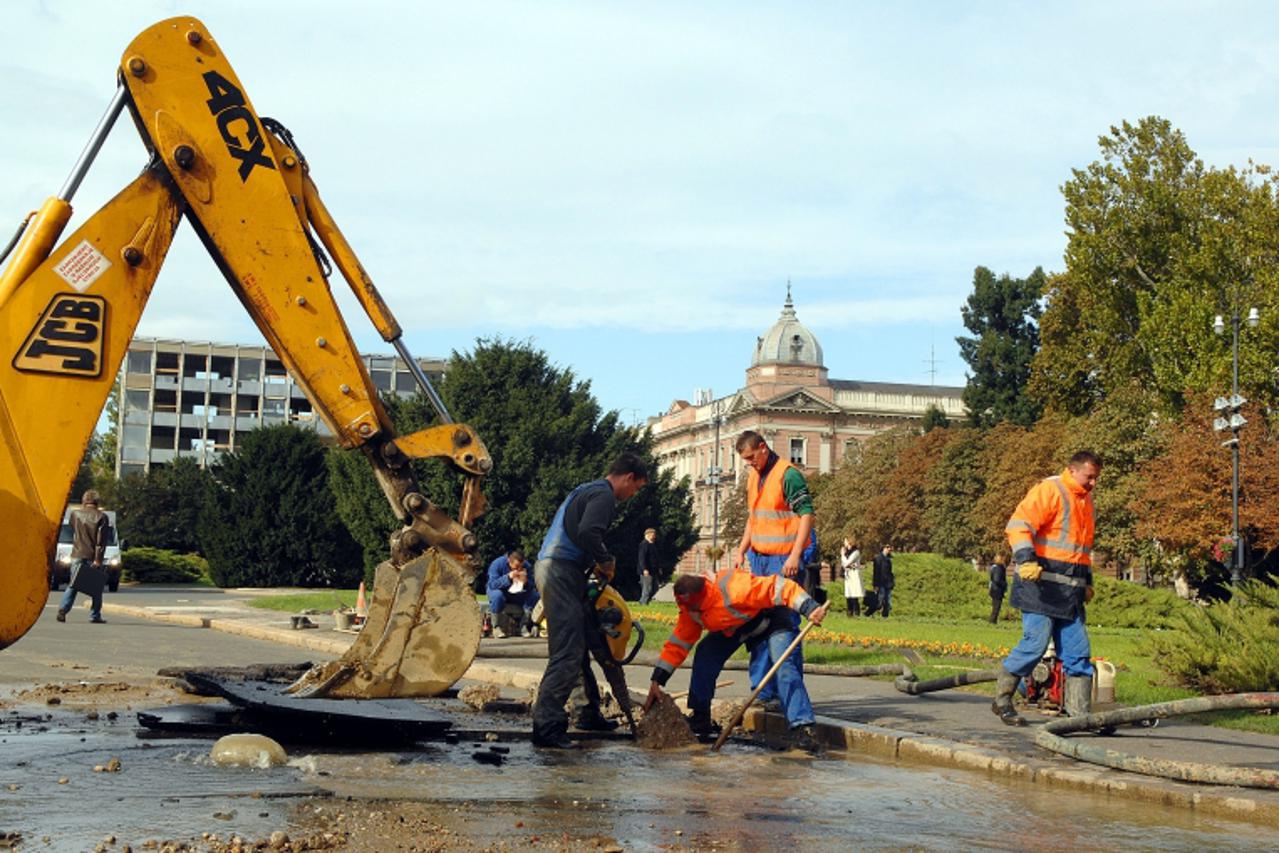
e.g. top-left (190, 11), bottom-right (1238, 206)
top-left (751, 287), bottom-right (823, 367)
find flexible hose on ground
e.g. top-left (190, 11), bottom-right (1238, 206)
top-left (1035, 692), bottom-right (1279, 789)
top-left (893, 667), bottom-right (998, 694)
top-left (477, 644), bottom-right (909, 679)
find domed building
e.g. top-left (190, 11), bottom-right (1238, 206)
top-left (651, 287), bottom-right (965, 575)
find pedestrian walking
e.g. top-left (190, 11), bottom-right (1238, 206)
top-left (637, 527), bottom-right (659, 604)
top-left (840, 538), bottom-right (863, 616)
top-left (987, 553), bottom-right (1008, 624)
top-left (871, 544), bottom-right (894, 617)
top-left (56, 490), bottom-right (110, 625)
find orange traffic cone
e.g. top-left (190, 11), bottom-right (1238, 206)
top-left (354, 581), bottom-right (368, 623)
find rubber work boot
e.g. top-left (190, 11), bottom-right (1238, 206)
top-left (531, 729), bottom-right (576, 749)
top-left (992, 666), bottom-right (1027, 726)
top-left (791, 724), bottom-right (822, 754)
top-left (686, 709), bottom-right (721, 738)
top-left (1064, 674), bottom-right (1118, 736)
top-left (572, 707), bottom-right (620, 732)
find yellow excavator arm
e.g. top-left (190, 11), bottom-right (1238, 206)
top-left (0, 17), bottom-right (486, 697)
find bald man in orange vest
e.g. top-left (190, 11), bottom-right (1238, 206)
top-left (732, 429), bottom-right (819, 732)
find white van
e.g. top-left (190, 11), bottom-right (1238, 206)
top-left (49, 507), bottom-right (123, 592)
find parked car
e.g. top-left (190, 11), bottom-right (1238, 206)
top-left (48, 507), bottom-right (123, 592)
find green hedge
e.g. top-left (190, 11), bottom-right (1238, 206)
top-left (1143, 581), bottom-right (1279, 693)
top-left (121, 547), bottom-right (208, 584)
top-left (825, 553), bottom-right (1193, 630)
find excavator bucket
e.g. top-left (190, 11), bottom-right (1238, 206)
top-left (287, 548), bottom-right (482, 698)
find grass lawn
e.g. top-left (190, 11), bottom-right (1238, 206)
top-left (250, 584), bottom-right (1279, 736)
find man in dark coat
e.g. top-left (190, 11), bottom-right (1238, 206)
top-left (871, 544), bottom-right (894, 617)
top-left (988, 554), bottom-right (1008, 623)
top-left (637, 528), bottom-right (659, 604)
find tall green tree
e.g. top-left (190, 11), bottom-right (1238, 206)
top-left (201, 424), bottom-right (363, 588)
top-left (1031, 117), bottom-right (1279, 415)
top-left (327, 338), bottom-right (697, 594)
top-left (924, 427), bottom-right (988, 559)
top-left (957, 265), bottom-right (1044, 427)
top-left (115, 457), bottom-right (213, 553)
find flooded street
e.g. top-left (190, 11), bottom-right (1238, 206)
top-left (2, 701), bottom-right (1274, 852)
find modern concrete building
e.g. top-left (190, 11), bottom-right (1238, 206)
top-left (651, 291), bottom-right (966, 574)
top-left (115, 337), bottom-right (445, 477)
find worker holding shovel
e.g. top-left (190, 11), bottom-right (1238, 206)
top-left (644, 570), bottom-right (829, 750)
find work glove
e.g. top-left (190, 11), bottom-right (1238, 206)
top-left (593, 560), bottom-right (616, 583)
top-left (1016, 561), bottom-right (1043, 582)
top-left (1084, 586), bottom-right (1095, 603)
top-left (643, 680), bottom-right (665, 712)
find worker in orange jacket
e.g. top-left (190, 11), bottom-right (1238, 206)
top-left (645, 569), bottom-right (828, 745)
top-left (992, 450), bottom-right (1101, 726)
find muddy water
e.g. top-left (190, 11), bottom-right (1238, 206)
top-left (0, 708), bottom-right (314, 850)
top-left (2, 706), bottom-right (1275, 852)
top-left (302, 739), bottom-right (1275, 851)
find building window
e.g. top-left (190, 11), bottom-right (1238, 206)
top-left (371, 370), bottom-right (392, 392)
top-left (790, 438), bottom-right (805, 466)
top-left (125, 390), bottom-right (150, 411)
top-left (126, 351), bottom-right (152, 375)
top-left (395, 372), bottom-right (417, 395)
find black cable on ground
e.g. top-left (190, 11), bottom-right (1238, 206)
top-left (1035, 692), bottom-right (1279, 789)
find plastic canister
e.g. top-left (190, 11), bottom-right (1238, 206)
top-left (1093, 659), bottom-right (1116, 704)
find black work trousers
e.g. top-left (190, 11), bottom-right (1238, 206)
top-left (532, 557), bottom-right (592, 740)
top-left (989, 595), bottom-right (1004, 624)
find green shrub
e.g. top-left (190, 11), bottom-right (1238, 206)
top-left (122, 547), bottom-right (208, 584)
top-left (1143, 581), bottom-right (1279, 694)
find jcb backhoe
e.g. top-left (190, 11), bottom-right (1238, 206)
top-left (0, 17), bottom-right (489, 699)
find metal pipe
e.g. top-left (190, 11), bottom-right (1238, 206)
top-left (58, 85), bottom-right (128, 203)
top-left (1231, 311), bottom-right (1243, 586)
top-left (391, 337), bottom-right (452, 424)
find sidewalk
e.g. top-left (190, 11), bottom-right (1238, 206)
top-left (101, 586), bottom-right (1279, 827)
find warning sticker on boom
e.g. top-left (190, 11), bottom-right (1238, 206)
top-left (13, 293), bottom-right (107, 378)
top-left (54, 240), bottom-right (112, 292)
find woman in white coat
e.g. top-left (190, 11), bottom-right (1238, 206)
top-left (840, 537), bottom-right (864, 616)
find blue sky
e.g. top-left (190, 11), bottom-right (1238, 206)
top-left (6, 2), bottom-right (1279, 424)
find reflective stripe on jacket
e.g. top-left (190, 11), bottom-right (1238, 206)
top-left (653, 569), bottom-right (814, 683)
top-left (747, 457), bottom-right (800, 555)
top-left (1005, 469), bottom-right (1095, 619)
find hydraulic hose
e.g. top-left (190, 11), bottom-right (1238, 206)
top-left (1035, 692), bottom-right (1279, 789)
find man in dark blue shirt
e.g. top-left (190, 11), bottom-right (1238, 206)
top-left (485, 549), bottom-right (539, 637)
top-left (531, 453), bottom-right (648, 749)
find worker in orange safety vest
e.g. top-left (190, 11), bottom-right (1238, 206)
top-left (992, 450), bottom-right (1101, 726)
top-left (732, 429), bottom-right (819, 729)
top-left (645, 569), bottom-right (828, 747)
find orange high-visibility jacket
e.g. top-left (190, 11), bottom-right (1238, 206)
top-left (1005, 469), bottom-right (1095, 619)
top-left (747, 457), bottom-right (801, 555)
top-left (652, 569), bottom-right (816, 684)
top-left (1005, 469), bottom-right (1095, 567)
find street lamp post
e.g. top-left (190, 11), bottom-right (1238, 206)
top-left (708, 400), bottom-right (724, 566)
top-left (1211, 306), bottom-right (1260, 587)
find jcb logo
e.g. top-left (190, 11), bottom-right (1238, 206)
top-left (202, 70), bottom-right (276, 183)
top-left (13, 294), bottom-right (106, 378)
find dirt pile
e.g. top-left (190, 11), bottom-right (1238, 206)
top-left (635, 692), bottom-right (694, 749)
top-left (456, 683), bottom-right (501, 711)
